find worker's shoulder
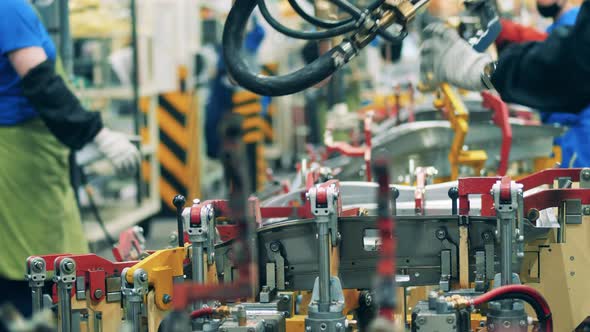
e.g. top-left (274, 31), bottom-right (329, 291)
top-left (0, 0), bottom-right (39, 21)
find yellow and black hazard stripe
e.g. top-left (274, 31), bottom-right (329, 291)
top-left (142, 91), bottom-right (199, 212)
top-left (232, 90), bottom-right (267, 192)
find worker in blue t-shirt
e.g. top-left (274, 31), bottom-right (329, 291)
top-left (0, 0), bottom-right (140, 318)
top-left (536, 0), bottom-right (590, 168)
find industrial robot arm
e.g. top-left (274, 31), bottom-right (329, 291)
top-left (222, 0), bottom-right (429, 96)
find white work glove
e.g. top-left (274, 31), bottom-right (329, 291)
top-left (92, 128), bottom-right (141, 175)
top-left (420, 23), bottom-right (492, 91)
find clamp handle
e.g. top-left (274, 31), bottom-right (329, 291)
top-left (173, 195), bottom-right (186, 247)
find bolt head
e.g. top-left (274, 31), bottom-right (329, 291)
top-left (417, 317), bottom-right (427, 325)
top-left (519, 320), bottom-right (527, 327)
top-left (140, 272), bottom-right (148, 282)
top-left (162, 294), bottom-right (172, 304)
top-left (270, 242), bottom-right (280, 252)
top-left (281, 295), bottom-right (290, 303)
top-left (63, 260), bottom-right (75, 273)
top-left (32, 260), bottom-right (44, 272)
top-left (582, 170), bottom-right (590, 180)
top-left (94, 289), bottom-right (103, 299)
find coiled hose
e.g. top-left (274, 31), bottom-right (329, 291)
top-left (223, 0), bottom-right (351, 96)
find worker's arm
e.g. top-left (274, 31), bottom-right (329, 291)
top-left (11, 50), bottom-right (140, 174)
top-left (9, 47), bottom-right (103, 150)
top-left (420, 1), bottom-right (590, 112)
top-left (1, 1), bottom-right (140, 174)
top-left (491, 2), bottom-right (590, 112)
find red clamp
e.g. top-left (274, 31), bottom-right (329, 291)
top-left (47, 254), bottom-right (138, 303)
top-left (459, 168), bottom-right (589, 216)
top-left (325, 114), bottom-right (373, 181)
top-left (481, 91), bottom-right (512, 176)
top-left (112, 227), bottom-right (146, 262)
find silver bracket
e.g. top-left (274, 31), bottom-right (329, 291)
top-left (25, 256), bottom-right (47, 314)
top-left (270, 249), bottom-right (285, 290)
top-left (106, 276), bottom-right (122, 303)
top-left (439, 250), bottom-right (451, 292)
top-left (308, 277), bottom-right (346, 314)
top-left (580, 168), bottom-right (590, 188)
top-left (483, 232), bottom-right (496, 281)
top-left (75, 276), bottom-right (86, 300)
top-left (474, 251), bottom-right (487, 292)
top-left (54, 258), bottom-right (77, 332)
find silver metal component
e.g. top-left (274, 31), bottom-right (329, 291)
top-left (306, 277), bottom-right (346, 331)
top-left (412, 300), bottom-right (458, 332)
top-left (308, 183), bottom-right (340, 314)
top-left (318, 222), bottom-right (331, 312)
top-left (121, 268), bottom-right (148, 332)
top-left (75, 277), bottom-right (86, 301)
top-left (439, 250), bottom-right (451, 292)
top-left (474, 250), bottom-right (487, 292)
top-left (486, 300), bottom-right (527, 332)
top-left (106, 277), bottom-right (122, 303)
top-left (580, 168), bottom-right (590, 188)
top-left (25, 257), bottom-right (47, 314)
top-left (563, 199), bottom-right (583, 225)
top-left (54, 258), bottom-right (77, 332)
top-left (491, 179), bottom-right (523, 286)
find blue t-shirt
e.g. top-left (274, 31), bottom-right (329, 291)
top-left (0, 0), bottom-right (56, 125)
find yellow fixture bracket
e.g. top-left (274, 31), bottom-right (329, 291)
top-left (126, 247), bottom-right (188, 310)
top-left (434, 83), bottom-right (487, 179)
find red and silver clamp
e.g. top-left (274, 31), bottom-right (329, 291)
top-left (308, 180), bottom-right (342, 247)
top-left (491, 176), bottom-right (524, 286)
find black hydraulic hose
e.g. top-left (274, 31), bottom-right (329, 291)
top-left (223, 0), bottom-right (352, 96)
top-left (258, 0), bottom-right (357, 40)
top-left (288, 0), bottom-right (408, 44)
top-left (287, 0), bottom-right (355, 29)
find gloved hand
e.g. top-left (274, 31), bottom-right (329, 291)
top-left (92, 128), bottom-right (141, 175)
top-left (420, 23), bottom-right (492, 91)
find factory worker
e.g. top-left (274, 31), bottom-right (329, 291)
top-left (533, 0), bottom-right (590, 168)
top-left (0, 0), bottom-right (140, 318)
top-left (419, 0), bottom-right (590, 114)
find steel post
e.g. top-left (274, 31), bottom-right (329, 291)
top-left (54, 258), bottom-right (76, 332)
top-left (500, 217), bottom-right (513, 286)
top-left (318, 221), bottom-right (331, 312)
top-left (193, 243), bottom-right (204, 310)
